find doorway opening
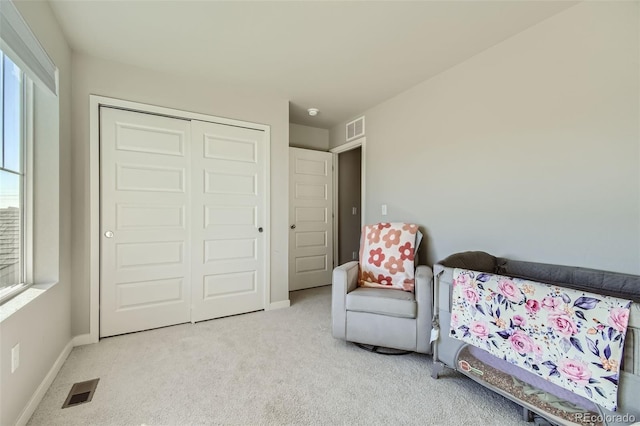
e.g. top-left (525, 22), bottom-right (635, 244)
top-left (331, 137), bottom-right (365, 267)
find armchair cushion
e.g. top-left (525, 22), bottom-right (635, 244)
top-left (359, 223), bottom-right (419, 292)
top-left (346, 287), bottom-right (416, 319)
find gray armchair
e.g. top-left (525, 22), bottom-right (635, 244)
top-left (331, 261), bottom-right (434, 354)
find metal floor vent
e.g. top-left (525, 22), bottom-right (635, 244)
top-left (62, 378), bottom-right (99, 409)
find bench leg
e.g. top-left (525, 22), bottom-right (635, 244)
top-left (522, 407), bottom-right (534, 423)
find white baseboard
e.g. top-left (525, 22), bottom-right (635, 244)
top-left (72, 333), bottom-right (98, 346)
top-left (15, 339), bottom-right (73, 426)
top-left (268, 300), bottom-right (290, 310)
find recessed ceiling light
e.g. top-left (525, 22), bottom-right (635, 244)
top-left (307, 108), bottom-right (319, 116)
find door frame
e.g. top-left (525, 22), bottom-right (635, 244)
top-left (84, 95), bottom-right (271, 343)
top-left (330, 137), bottom-right (366, 267)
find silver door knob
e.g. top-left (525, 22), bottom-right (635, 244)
top-left (290, 224), bottom-right (296, 229)
top-left (104, 231), bottom-right (114, 238)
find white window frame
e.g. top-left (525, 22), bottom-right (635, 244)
top-left (0, 0), bottom-right (58, 95)
top-left (24, 78), bottom-right (34, 285)
top-left (0, 60), bottom-right (34, 304)
top-left (0, 0), bottom-right (59, 317)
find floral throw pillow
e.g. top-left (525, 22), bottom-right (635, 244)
top-left (358, 223), bottom-right (419, 292)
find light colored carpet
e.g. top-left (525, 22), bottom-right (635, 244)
top-left (28, 286), bottom-right (527, 425)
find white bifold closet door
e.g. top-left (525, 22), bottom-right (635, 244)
top-left (190, 120), bottom-right (266, 322)
top-left (100, 107), bottom-right (266, 338)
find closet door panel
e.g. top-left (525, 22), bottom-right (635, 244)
top-left (190, 120), bottom-right (266, 322)
top-left (100, 107), bottom-right (191, 337)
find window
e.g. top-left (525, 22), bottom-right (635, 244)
top-left (0, 0), bottom-right (59, 307)
top-left (0, 50), bottom-right (28, 302)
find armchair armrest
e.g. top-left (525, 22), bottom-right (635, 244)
top-left (331, 261), bottom-right (359, 339)
top-left (415, 265), bottom-right (434, 354)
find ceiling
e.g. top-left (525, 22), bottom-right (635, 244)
top-left (48, 1), bottom-right (575, 129)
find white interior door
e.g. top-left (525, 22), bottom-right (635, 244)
top-left (100, 107), bottom-right (192, 337)
top-left (289, 147), bottom-right (334, 291)
top-left (190, 120), bottom-right (266, 322)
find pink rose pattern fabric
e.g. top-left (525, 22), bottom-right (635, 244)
top-left (359, 223), bottom-right (418, 292)
top-left (450, 268), bottom-right (631, 411)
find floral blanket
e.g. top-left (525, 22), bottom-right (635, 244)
top-left (450, 268), bottom-right (631, 411)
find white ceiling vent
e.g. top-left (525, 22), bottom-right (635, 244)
top-left (346, 116), bottom-right (365, 142)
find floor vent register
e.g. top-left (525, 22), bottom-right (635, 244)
top-left (62, 378), bottom-right (100, 409)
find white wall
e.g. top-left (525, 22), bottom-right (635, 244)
top-left (70, 53), bottom-right (290, 336)
top-left (0, 1), bottom-right (72, 425)
top-left (330, 2), bottom-right (640, 275)
top-left (289, 123), bottom-right (329, 151)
